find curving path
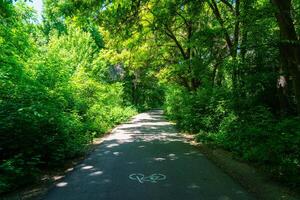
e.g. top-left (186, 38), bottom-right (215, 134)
top-left (43, 110), bottom-right (254, 200)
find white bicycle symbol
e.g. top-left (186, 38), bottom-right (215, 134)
top-left (129, 173), bottom-right (166, 183)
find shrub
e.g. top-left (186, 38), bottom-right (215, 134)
top-left (165, 84), bottom-right (300, 187)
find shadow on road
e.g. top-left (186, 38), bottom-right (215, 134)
top-left (44, 110), bottom-right (253, 200)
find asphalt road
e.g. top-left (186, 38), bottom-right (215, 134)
top-left (43, 110), bottom-right (254, 200)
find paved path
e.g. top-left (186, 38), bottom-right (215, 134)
top-left (43, 110), bottom-right (254, 200)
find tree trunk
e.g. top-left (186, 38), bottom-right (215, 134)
top-left (272, 0), bottom-right (300, 114)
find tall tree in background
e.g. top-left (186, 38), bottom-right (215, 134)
top-left (272, 0), bottom-right (300, 114)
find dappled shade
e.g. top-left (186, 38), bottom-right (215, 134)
top-left (44, 111), bottom-right (253, 200)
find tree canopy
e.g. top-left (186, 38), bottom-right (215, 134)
top-left (0, 0), bottom-right (300, 193)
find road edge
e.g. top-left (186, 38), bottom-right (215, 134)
top-left (0, 115), bottom-right (138, 200)
top-left (183, 134), bottom-right (300, 200)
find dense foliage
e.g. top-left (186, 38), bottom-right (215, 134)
top-left (0, 1), bottom-right (136, 192)
top-left (1, 0), bottom-right (300, 193)
top-left (57, 0), bottom-right (298, 187)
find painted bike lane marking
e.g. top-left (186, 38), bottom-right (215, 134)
top-left (129, 173), bottom-right (166, 183)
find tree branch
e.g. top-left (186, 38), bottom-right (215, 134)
top-left (208, 0), bottom-right (234, 56)
top-left (164, 24), bottom-right (188, 59)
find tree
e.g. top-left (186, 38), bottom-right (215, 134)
top-left (271, 0), bottom-right (300, 114)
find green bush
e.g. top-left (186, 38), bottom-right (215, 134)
top-left (0, 6), bottom-right (136, 193)
top-left (165, 84), bottom-right (300, 187)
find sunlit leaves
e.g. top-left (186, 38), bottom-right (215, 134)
top-left (0, 3), bottom-right (136, 192)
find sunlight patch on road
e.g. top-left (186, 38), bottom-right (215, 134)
top-left (104, 150), bottom-right (110, 154)
top-left (105, 132), bottom-right (134, 142)
top-left (56, 182), bottom-right (68, 187)
top-left (106, 143), bottom-right (119, 148)
top-left (113, 151), bottom-right (121, 156)
top-left (153, 157), bottom-right (166, 161)
top-left (65, 167), bottom-right (74, 172)
top-left (81, 165), bottom-right (93, 170)
top-left (101, 110), bottom-right (185, 144)
top-left (168, 153), bottom-right (179, 160)
top-left (89, 171), bottom-right (103, 176)
top-left (53, 176), bottom-right (64, 181)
